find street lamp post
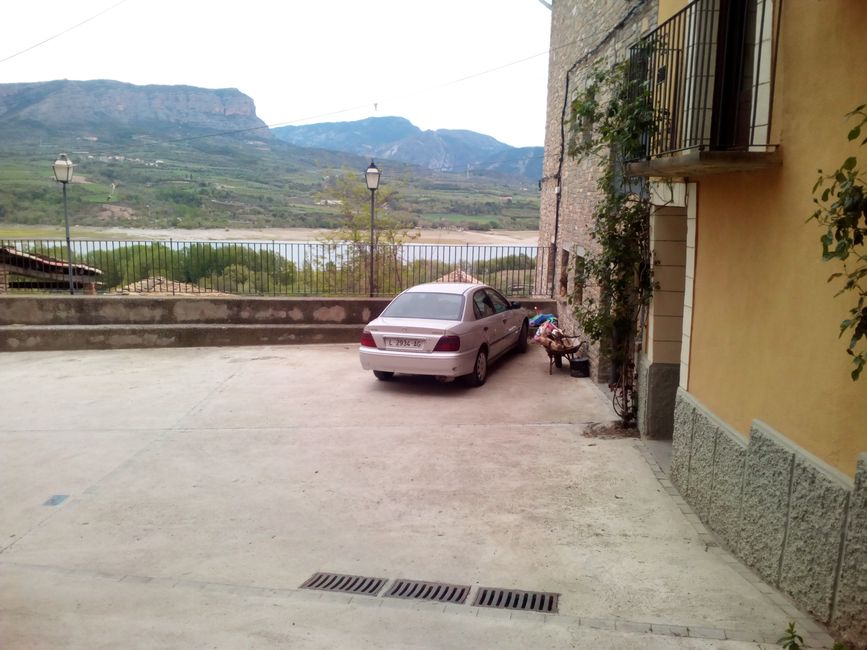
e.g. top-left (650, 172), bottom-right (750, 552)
top-left (365, 160), bottom-right (381, 297)
top-left (52, 153), bottom-right (76, 295)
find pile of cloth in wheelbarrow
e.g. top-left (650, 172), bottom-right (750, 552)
top-left (529, 314), bottom-right (570, 353)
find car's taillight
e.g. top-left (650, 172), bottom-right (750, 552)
top-left (433, 335), bottom-right (460, 352)
top-left (360, 331), bottom-right (377, 348)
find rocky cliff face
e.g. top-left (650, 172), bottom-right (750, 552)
top-left (0, 79), bottom-right (270, 140)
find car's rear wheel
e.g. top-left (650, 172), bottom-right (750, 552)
top-left (465, 348), bottom-right (488, 387)
top-left (373, 370), bottom-right (394, 381)
top-left (517, 320), bottom-right (529, 353)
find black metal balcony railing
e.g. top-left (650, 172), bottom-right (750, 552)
top-left (629, 0), bottom-right (774, 160)
top-left (0, 239), bottom-right (553, 298)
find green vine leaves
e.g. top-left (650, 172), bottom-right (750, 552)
top-left (810, 104), bottom-right (867, 381)
top-left (564, 60), bottom-right (655, 362)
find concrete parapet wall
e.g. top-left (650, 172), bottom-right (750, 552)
top-left (0, 296), bottom-right (559, 352)
top-left (671, 390), bottom-right (865, 647)
top-left (0, 323), bottom-right (363, 351)
top-left (0, 296), bottom-right (389, 327)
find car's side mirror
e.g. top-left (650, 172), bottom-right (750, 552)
top-left (510, 301), bottom-right (522, 310)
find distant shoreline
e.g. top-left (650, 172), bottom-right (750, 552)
top-left (0, 224), bottom-right (541, 246)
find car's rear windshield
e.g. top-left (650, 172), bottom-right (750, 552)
top-left (381, 292), bottom-right (464, 320)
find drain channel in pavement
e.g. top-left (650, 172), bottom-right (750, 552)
top-left (300, 572), bottom-right (559, 614)
top-left (474, 587), bottom-right (559, 613)
top-left (384, 579), bottom-right (470, 604)
top-left (299, 572), bottom-right (386, 596)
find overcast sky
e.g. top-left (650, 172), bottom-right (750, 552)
top-left (0, 0), bottom-right (552, 148)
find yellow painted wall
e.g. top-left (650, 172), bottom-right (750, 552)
top-left (686, 1), bottom-right (867, 477)
top-left (658, 0), bottom-right (687, 23)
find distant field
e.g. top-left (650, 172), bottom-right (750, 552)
top-left (423, 213), bottom-right (500, 224)
top-left (0, 223), bottom-right (540, 245)
top-left (0, 225), bottom-right (145, 240)
top-left (0, 136), bottom-right (539, 233)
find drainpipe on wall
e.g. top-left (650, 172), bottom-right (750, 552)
top-left (548, 0), bottom-right (650, 299)
top-left (549, 64), bottom-right (573, 298)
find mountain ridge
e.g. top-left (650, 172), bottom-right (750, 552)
top-left (0, 79), bottom-right (540, 232)
top-left (272, 116), bottom-right (543, 181)
top-left (0, 79), bottom-right (270, 143)
top-left (0, 81), bottom-right (540, 182)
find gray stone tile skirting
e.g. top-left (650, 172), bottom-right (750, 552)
top-left (636, 354), bottom-right (680, 440)
top-left (670, 389), bottom-right (866, 648)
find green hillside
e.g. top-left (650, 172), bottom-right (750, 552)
top-left (0, 80), bottom-right (539, 234)
top-left (0, 137), bottom-right (539, 233)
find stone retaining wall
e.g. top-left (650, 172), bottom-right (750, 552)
top-left (671, 389), bottom-right (866, 648)
top-left (0, 296), bottom-right (559, 352)
top-left (0, 296), bottom-right (388, 326)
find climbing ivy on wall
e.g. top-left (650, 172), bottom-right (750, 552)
top-left (566, 59), bottom-right (656, 416)
top-left (811, 104), bottom-right (867, 381)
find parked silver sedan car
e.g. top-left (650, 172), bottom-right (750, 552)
top-left (359, 282), bottom-right (529, 386)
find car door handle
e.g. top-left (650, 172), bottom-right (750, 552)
top-left (484, 327), bottom-right (489, 331)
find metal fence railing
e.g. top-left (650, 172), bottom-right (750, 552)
top-left (629, 0), bottom-right (775, 158)
top-left (0, 239), bottom-right (553, 298)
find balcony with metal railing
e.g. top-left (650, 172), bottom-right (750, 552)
top-left (626, 0), bottom-right (781, 177)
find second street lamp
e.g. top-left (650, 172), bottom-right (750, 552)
top-left (365, 161), bottom-right (381, 297)
top-left (52, 153), bottom-right (76, 295)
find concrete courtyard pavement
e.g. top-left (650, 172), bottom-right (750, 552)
top-left (0, 344), bottom-right (833, 649)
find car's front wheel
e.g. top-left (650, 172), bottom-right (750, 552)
top-left (373, 370), bottom-right (394, 381)
top-left (465, 348), bottom-right (488, 387)
top-left (517, 320), bottom-right (529, 353)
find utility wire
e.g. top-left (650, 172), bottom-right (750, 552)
top-left (122, 26), bottom-right (620, 150)
top-left (0, 0), bottom-right (133, 64)
top-left (2, 14), bottom-right (624, 164)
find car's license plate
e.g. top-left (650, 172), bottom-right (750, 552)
top-left (385, 337), bottom-right (423, 350)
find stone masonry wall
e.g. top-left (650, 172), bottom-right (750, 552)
top-left (540, 0), bottom-right (657, 383)
top-left (671, 389), bottom-right (867, 648)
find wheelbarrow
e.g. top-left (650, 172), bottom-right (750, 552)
top-left (540, 335), bottom-right (588, 375)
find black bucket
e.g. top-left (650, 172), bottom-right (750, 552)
top-left (570, 357), bottom-right (590, 378)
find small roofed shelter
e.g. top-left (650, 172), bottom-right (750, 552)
top-left (120, 276), bottom-right (230, 296)
top-left (436, 268), bottom-right (480, 284)
top-left (0, 246), bottom-right (102, 293)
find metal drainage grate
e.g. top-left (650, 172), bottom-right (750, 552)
top-left (384, 579), bottom-right (470, 604)
top-left (473, 587), bottom-right (559, 613)
top-left (299, 572), bottom-right (386, 597)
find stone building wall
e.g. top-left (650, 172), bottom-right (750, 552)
top-left (540, 0), bottom-right (657, 382)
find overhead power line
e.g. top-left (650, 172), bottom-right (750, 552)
top-left (194, 19), bottom-right (639, 143)
top-left (0, 0), bottom-right (133, 65)
top-left (2, 12), bottom-right (621, 160)
top-left (132, 28), bottom-right (615, 150)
